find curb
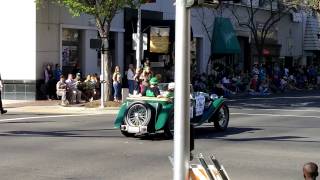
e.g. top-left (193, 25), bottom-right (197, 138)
top-left (6, 105), bottom-right (120, 115)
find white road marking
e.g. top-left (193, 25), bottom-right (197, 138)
top-left (231, 112), bottom-right (320, 119)
top-left (0, 114), bottom-right (106, 122)
top-left (228, 95), bottom-right (320, 101)
top-left (230, 108), bottom-right (320, 113)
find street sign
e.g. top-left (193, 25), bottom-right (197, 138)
top-left (132, 33), bottom-right (148, 50)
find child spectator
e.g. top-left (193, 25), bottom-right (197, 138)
top-left (303, 162), bottom-right (318, 180)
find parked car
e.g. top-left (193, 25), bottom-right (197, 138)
top-left (114, 83), bottom-right (229, 138)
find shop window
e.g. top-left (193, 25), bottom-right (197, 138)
top-left (62, 29), bottom-right (81, 74)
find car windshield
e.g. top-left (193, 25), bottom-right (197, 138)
top-left (158, 83), bottom-right (194, 96)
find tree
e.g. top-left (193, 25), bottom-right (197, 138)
top-left (230, 0), bottom-right (300, 63)
top-left (36, 0), bottom-right (145, 101)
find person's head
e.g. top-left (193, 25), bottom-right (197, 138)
top-left (67, 74), bottom-right (73, 80)
top-left (149, 77), bottom-right (158, 87)
top-left (168, 82), bottom-right (175, 91)
top-left (145, 66), bottom-right (151, 73)
top-left (55, 64), bottom-right (60, 69)
top-left (115, 66), bottom-right (120, 73)
top-left (303, 162), bottom-right (318, 180)
top-left (145, 58), bottom-right (150, 65)
top-left (46, 64), bottom-right (51, 70)
top-left (86, 74), bottom-right (91, 81)
top-left (129, 64), bottom-right (134, 69)
top-left (60, 75), bottom-right (65, 82)
top-left (155, 74), bottom-right (162, 82)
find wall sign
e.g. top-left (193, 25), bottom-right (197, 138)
top-left (150, 27), bottom-right (170, 53)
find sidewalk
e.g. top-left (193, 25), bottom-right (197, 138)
top-left (2, 100), bottom-right (120, 115)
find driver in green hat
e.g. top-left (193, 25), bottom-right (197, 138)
top-left (142, 77), bottom-right (161, 98)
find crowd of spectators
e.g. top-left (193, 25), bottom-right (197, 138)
top-left (43, 60), bottom-right (320, 105)
top-left (43, 63), bottom-right (100, 106)
top-left (192, 62), bottom-right (320, 97)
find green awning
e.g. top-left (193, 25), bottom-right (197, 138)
top-left (211, 17), bottom-right (241, 54)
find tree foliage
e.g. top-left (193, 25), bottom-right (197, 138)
top-left (36, 0), bottom-right (144, 36)
top-left (230, 0), bottom-right (302, 62)
top-left (35, 0), bottom-right (146, 101)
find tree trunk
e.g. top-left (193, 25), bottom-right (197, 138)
top-left (99, 27), bottom-right (113, 101)
top-left (105, 48), bottom-right (112, 101)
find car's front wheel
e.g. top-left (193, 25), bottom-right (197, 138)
top-left (213, 104), bottom-right (229, 131)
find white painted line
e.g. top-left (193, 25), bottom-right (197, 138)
top-left (228, 95), bottom-right (320, 101)
top-left (230, 108), bottom-right (320, 113)
top-left (231, 112), bottom-right (320, 119)
top-left (0, 114), bottom-right (106, 122)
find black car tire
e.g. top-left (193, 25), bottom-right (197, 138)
top-left (125, 102), bottom-right (152, 127)
top-left (213, 104), bottom-right (229, 131)
top-left (164, 113), bottom-right (174, 139)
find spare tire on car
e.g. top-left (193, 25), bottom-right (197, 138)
top-left (125, 102), bottom-right (152, 128)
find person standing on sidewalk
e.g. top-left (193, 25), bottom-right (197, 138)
top-left (112, 66), bottom-right (122, 102)
top-left (0, 74), bottom-right (7, 114)
top-left (44, 64), bottom-right (55, 100)
top-left (127, 64), bottom-right (135, 95)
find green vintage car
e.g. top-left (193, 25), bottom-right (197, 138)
top-left (114, 83), bottom-right (229, 138)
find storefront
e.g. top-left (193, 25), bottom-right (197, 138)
top-left (209, 17), bottom-right (241, 75)
top-left (123, 8), bottom-right (198, 82)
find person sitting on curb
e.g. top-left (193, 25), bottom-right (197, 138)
top-left (303, 162), bottom-right (318, 180)
top-left (56, 75), bottom-right (67, 106)
top-left (141, 77), bottom-right (161, 98)
top-left (65, 74), bottom-right (82, 104)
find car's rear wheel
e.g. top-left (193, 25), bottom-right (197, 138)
top-left (213, 104), bottom-right (229, 131)
top-left (164, 113), bottom-right (174, 139)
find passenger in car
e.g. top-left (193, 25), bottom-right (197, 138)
top-left (141, 77), bottom-right (161, 98)
top-left (163, 82), bottom-right (175, 98)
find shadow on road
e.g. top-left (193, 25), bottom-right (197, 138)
top-left (228, 91), bottom-right (320, 110)
top-left (139, 126), bottom-right (263, 141)
top-left (220, 135), bottom-right (320, 143)
top-left (0, 128), bottom-right (124, 138)
top-left (0, 127), bottom-right (317, 143)
top-left (194, 126), bottom-right (261, 139)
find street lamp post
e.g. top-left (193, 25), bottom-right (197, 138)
top-left (174, 0), bottom-right (191, 179)
top-left (100, 38), bottom-right (108, 108)
top-left (136, 7), bottom-right (143, 68)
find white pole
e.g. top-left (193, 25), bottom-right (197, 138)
top-left (100, 38), bottom-right (108, 108)
top-left (136, 7), bottom-right (142, 68)
top-left (100, 51), bottom-right (105, 108)
top-left (174, 0), bottom-right (190, 179)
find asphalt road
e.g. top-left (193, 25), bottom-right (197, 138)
top-left (0, 93), bottom-right (319, 180)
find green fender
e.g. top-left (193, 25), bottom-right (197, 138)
top-left (114, 103), bottom-right (128, 128)
top-left (155, 103), bottom-right (174, 130)
top-left (201, 98), bottom-right (225, 122)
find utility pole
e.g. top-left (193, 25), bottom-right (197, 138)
top-left (174, 0), bottom-right (191, 179)
top-left (136, 7), bottom-right (143, 68)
